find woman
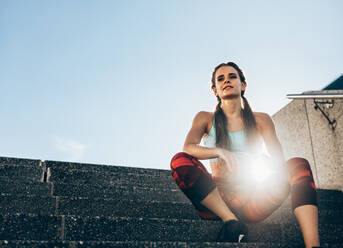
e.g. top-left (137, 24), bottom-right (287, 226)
top-left (170, 62), bottom-right (321, 248)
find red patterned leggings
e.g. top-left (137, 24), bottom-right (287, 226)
top-left (170, 152), bottom-right (318, 223)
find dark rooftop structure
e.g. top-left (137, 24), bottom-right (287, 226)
top-left (322, 74), bottom-right (343, 90)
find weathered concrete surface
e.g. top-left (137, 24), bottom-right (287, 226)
top-left (47, 167), bottom-right (176, 189)
top-left (0, 241), bottom-right (338, 247)
top-left (0, 164), bottom-right (43, 182)
top-left (0, 195), bottom-right (56, 215)
top-left (0, 214), bottom-right (61, 240)
top-left (0, 153), bottom-right (343, 247)
top-left (0, 180), bottom-right (52, 196)
top-left (1, 154), bottom-right (343, 246)
top-left (272, 89), bottom-right (343, 190)
top-left (62, 216), bottom-right (280, 242)
top-left (45, 160), bottom-right (171, 176)
top-left (0, 157), bottom-right (41, 167)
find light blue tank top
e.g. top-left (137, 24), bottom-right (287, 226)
top-left (202, 118), bottom-right (247, 163)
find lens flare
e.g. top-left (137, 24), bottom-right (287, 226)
top-left (235, 152), bottom-right (275, 185)
top-left (251, 156), bottom-right (272, 183)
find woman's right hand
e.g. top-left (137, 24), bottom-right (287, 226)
top-left (216, 148), bottom-right (239, 173)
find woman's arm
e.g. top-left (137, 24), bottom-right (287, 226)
top-left (257, 112), bottom-right (286, 166)
top-left (183, 111), bottom-right (221, 160)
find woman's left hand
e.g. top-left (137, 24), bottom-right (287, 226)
top-left (217, 149), bottom-right (240, 175)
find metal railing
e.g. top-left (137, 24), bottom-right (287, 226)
top-left (287, 92), bottom-right (343, 99)
top-left (286, 92), bottom-right (343, 130)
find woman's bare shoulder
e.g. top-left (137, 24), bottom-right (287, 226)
top-left (197, 110), bottom-right (214, 117)
top-left (195, 111), bottom-right (214, 134)
top-left (253, 111), bottom-right (272, 121)
top-left (253, 111), bottom-right (273, 132)
top-left (195, 111), bottom-right (214, 119)
top-left (253, 111), bottom-right (267, 118)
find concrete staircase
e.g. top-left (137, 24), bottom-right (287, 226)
top-left (0, 156), bottom-right (342, 247)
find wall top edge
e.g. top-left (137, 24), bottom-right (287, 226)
top-left (303, 89), bottom-right (343, 94)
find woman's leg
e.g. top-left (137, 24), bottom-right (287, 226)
top-left (287, 157), bottom-right (320, 248)
top-left (294, 205), bottom-right (319, 248)
top-left (200, 187), bottom-right (238, 222)
top-left (216, 173), bottom-right (290, 223)
top-left (170, 152), bottom-right (238, 222)
top-left (222, 156), bottom-right (319, 247)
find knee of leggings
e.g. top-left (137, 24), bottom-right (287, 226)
top-left (170, 151), bottom-right (195, 171)
top-left (286, 157), bottom-right (313, 175)
top-left (287, 157), bottom-right (310, 167)
top-left (170, 152), bottom-right (206, 189)
top-left (286, 157), bottom-right (317, 191)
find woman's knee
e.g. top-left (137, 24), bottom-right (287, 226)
top-left (170, 152), bottom-right (199, 185)
top-left (170, 152), bottom-right (214, 194)
top-left (286, 157), bottom-right (314, 177)
top-left (170, 151), bottom-right (200, 171)
top-left (171, 152), bottom-right (209, 176)
top-left (287, 157), bottom-right (312, 178)
top-left (286, 157), bottom-right (311, 169)
top-left (286, 157), bottom-right (318, 210)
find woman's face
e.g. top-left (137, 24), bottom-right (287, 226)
top-left (213, 65), bottom-right (246, 100)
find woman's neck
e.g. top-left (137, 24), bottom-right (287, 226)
top-left (220, 98), bottom-right (243, 119)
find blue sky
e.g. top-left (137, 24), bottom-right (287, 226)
top-left (1, 0), bottom-right (342, 170)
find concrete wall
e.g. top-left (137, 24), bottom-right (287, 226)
top-left (272, 89), bottom-right (343, 190)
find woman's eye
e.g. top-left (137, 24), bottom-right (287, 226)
top-left (218, 77), bottom-right (224, 81)
top-left (230, 75), bottom-right (237, 78)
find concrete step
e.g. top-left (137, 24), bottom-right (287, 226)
top-left (0, 195), bottom-right (56, 215)
top-left (47, 168), bottom-right (176, 189)
top-left (51, 183), bottom-right (188, 202)
top-left (0, 240), bottom-right (339, 248)
top-left (0, 156), bottom-right (41, 167)
top-left (1, 195), bottom-right (341, 225)
top-left (0, 179), bottom-right (52, 196)
top-left (51, 181), bottom-right (343, 205)
top-left (54, 198), bottom-right (343, 225)
top-left (1, 214), bottom-right (341, 244)
top-left (0, 214), bottom-right (61, 240)
top-left (45, 216), bottom-right (343, 244)
top-left (0, 164), bottom-right (44, 182)
top-left (45, 160), bottom-right (171, 177)
top-left (313, 189), bottom-right (343, 201)
top-left (46, 164), bottom-right (343, 199)
top-left (0, 180), bottom-right (51, 196)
